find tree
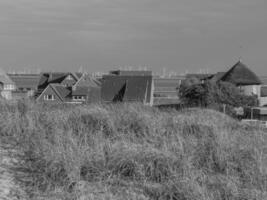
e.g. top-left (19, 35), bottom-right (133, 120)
top-left (179, 78), bottom-right (258, 108)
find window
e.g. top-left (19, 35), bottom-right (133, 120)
top-left (44, 94), bottom-right (55, 100)
top-left (261, 86), bottom-right (267, 97)
top-left (4, 84), bottom-right (15, 90)
top-left (72, 96), bottom-right (85, 101)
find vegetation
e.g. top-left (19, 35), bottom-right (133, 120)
top-left (0, 100), bottom-right (266, 200)
top-left (179, 79), bottom-right (258, 116)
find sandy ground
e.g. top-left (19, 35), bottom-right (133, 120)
top-left (0, 147), bottom-right (26, 200)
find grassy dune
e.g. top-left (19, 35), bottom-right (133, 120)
top-left (0, 100), bottom-right (266, 200)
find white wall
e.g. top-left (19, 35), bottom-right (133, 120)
top-left (241, 85), bottom-right (267, 107)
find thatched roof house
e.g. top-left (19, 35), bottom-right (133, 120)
top-left (220, 61), bottom-right (262, 86)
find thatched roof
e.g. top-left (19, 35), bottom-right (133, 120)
top-left (220, 61), bottom-right (261, 86)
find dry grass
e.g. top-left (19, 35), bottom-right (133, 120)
top-left (0, 100), bottom-right (266, 200)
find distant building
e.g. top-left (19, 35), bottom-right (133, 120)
top-left (35, 72), bottom-right (82, 99)
top-left (36, 84), bottom-right (72, 103)
top-left (8, 74), bottom-right (41, 98)
top-left (0, 74), bottom-right (16, 100)
top-left (212, 61), bottom-right (267, 107)
top-left (72, 73), bottom-right (101, 103)
top-left (110, 70), bottom-right (152, 76)
top-left (101, 70), bottom-right (153, 106)
top-left (38, 72), bottom-right (82, 90)
top-left (153, 76), bottom-right (185, 106)
top-left (37, 73), bottom-right (101, 104)
top-left (219, 61), bottom-right (262, 86)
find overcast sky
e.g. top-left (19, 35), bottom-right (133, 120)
top-left (0, 0), bottom-right (266, 74)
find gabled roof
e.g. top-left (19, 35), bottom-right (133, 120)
top-left (38, 72), bottom-right (80, 89)
top-left (74, 72), bottom-right (83, 80)
top-left (101, 75), bottom-right (153, 104)
top-left (220, 61), bottom-right (262, 86)
top-left (74, 73), bottom-right (101, 88)
top-left (50, 84), bottom-right (71, 101)
top-left (37, 83), bottom-right (71, 102)
top-left (8, 74), bottom-right (40, 89)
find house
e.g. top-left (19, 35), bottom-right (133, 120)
top-left (206, 61), bottom-right (262, 96)
top-left (8, 73), bottom-right (41, 98)
top-left (213, 61), bottom-right (267, 107)
top-left (37, 73), bottom-right (101, 104)
top-left (101, 70), bottom-right (153, 106)
top-left (244, 107), bottom-right (267, 121)
top-left (72, 73), bottom-right (101, 103)
top-left (0, 74), bottom-right (16, 100)
top-left (35, 72), bottom-right (82, 99)
top-left (38, 72), bottom-right (82, 90)
top-left (153, 76), bottom-right (185, 106)
top-left (36, 84), bottom-right (71, 103)
top-left (219, 61), bottom-right (262, 86)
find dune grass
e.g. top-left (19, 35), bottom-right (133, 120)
top-left (0, 100), bottom-right (266, 200)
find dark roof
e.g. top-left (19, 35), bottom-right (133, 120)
top-left (8, 74), bottom-right (40, 89)
top-left (38, 73), bottom-right (65, 88)
top-left (110, 70), bottom-right (152, 76)
top-left (48, 73), bottom-right (67, 83)
top-left (220, 61), bottom-right (262, 85)
top-left (38, 72), bottom-right (80, 89)
top-left (210, 72), bottom-right (226, 82)
top-left (50, 84), bottom-right (71, 101)
top-left (101, 75), bottom-right (153, 104)
top-left (72, 86), bottom-right (89, 96)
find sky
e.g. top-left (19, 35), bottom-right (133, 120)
top-left (0, 0), bottom-right (266, 75)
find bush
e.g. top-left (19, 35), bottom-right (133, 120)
top-left (179, 79), bottom-right (258, 109)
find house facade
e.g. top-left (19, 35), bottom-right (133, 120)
top-left (36, 84), bottom-right (71, 103)
top-left (0, 74), bottom-right (16, 100)
top-left (72, 73), bottom-right (101, 104)
top-left (8, 73), bottom-right (41, 98)
top-left (153, 76), bottom-right (184, 106)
